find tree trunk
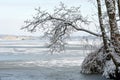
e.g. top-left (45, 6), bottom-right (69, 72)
top-left (105, 0), bottom-right (120, 79)
top-left (117, 0), bottom-right (120, 19)
top-left (105, 0), bottom-right (120, 54)
top-left (97, 0), bottom-right (109, 54)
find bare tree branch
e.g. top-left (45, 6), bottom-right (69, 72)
top-left (22, 2), bottom-right (101, 52)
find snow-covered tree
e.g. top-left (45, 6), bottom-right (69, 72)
top-left (22, 1), bottom-right (120, 79)
top-left (21, 2), bottom-right (101, 52)
top-left (82, 0), bottom-right (120, 79)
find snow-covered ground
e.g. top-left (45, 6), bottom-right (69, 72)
top-left (0, 39), bottom-right (107, 80)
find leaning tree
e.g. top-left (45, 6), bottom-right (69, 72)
top-left (22, 1), bottom-right (120, 79)
top-left (21, 2), bottom-right (101, 52)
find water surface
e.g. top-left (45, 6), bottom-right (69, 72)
top-left (0, 39), bottom-right (107, 80)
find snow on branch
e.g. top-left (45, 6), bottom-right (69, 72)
top-left (21, 2), bottom-right (102, 52)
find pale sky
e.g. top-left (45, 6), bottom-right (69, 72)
top-left (0, 0), bottom-right (96, 36)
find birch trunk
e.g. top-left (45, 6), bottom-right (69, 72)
top-left (97, 0), bottom-right (109, 54)
top-left (105, 0), bottom-right (120, 79)
top-left (117, 0), bottom-right (120, 19)
top-left (105, 0), bottom-right (120, 53)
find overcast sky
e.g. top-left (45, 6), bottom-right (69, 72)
top-left (0, 0), bottom-right (96, 36)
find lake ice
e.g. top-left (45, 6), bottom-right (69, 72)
top-left (0, 39), bottom-right (107, 80)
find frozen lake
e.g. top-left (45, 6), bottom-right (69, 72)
top-left (0, 39), bottom-right (107, 80)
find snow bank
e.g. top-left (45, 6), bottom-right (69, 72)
top-left (103, 60), bottom-right (116, 78)
top-left (80, 47), bottom-right (105, 74)
top-left (80, 45), bottom-right (120, 79)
